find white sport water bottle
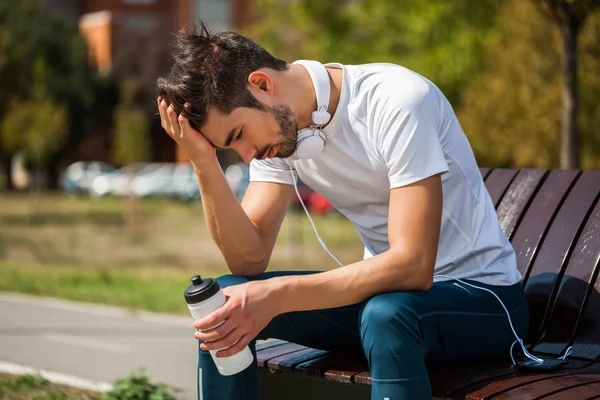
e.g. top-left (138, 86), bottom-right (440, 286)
top-left (184, 275), bottom-right (254, 376)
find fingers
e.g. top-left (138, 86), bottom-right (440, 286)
top-left (215, 334), bottom-right (251, 358)
top-left (194, 318), bottom-right (234, 343)
top-left (194, 307), bottom-right (229, 331)
top-left (157, 97), bottom-right (177, 138)
top-left (166, 104), bottom-right (181, 138)
top-left (157, 98), bottom-right (168, 133)
top-left (198, 327), bottom-right (242, 352)
top-left (178, 113), bottom-right (192, 138)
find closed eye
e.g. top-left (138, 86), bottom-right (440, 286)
top-left (236, 127), bottom-right (244, 141)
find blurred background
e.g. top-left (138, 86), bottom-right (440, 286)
top-left (0, 0), bottom-right (598, 315)
top-left (0, 0), bottom-right (598, 398)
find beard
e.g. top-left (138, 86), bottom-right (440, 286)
top-left (256, 104), bottom-right (298, 159)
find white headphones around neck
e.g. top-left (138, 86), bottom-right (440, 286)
top-left (291, 59), bottom-right (331, 160)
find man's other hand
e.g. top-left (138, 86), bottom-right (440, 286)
top-left (193, 280), bottom-right (279, 358)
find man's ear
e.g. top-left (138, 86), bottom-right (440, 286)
top-left (248, 71), bottom-right (274, 94)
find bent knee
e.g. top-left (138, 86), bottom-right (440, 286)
top-left (360, 293), bottom-right (420, 332)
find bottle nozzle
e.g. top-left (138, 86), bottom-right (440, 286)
top-left (191, 275), bottom-right (203, 285)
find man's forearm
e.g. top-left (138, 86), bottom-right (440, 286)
top-left (269, 249), bottom-right (434, 314)
top-left (194, 160), bottom-right (268, 275)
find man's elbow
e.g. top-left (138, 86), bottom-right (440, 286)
top-left (392, 249), bottom-right (435, 291)
top-left (226, 251), bottom-right (269, 276)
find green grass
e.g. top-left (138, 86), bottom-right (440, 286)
top-left (0, 373), bottom-right (99, 400)
top-left (0, 192), bottom-right (363, 312)
top-left (0, 261), bottom-right (221, 313)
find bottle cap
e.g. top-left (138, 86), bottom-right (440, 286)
top-left (183, 275), bottom-right (220, 305)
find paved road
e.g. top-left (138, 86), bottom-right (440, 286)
top-left (0, 292), bottom-right (201, 399)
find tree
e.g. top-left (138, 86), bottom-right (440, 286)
top-left (1, 58), bottom-right (67, 218)
top-left (457, 0), bottom-right (600, 170)
top-left (534, 0), bottom-right (600, 169)
top-left (0, 0), bottom-right (100, 189)
top-left (112, 81), bottom-right (151, 236)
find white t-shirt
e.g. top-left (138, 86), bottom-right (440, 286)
top-left (249, 62), bottom-right (522, 287)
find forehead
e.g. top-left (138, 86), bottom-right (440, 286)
top-left (201, 107), bottom-right (245, 147)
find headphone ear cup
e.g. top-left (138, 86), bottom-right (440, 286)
top-left (295, 128), bottom-right (326, 159)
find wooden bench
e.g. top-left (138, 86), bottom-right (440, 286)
top-left (256, 168), bottom-right (600, 400)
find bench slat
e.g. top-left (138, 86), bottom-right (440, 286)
top-left (480, 167), bottom-right (492, 180)
top-left (353, 371), bottom-right (371, 385)
top-left (542, 381), bottom-right (600, 399)
top-left (525, 171), bottom-right (600, 347)
top-left (256, 343), bottom-right (307, 367)
top-left (294, 353), bottom-right (369, 383)
top-left (510, 170), bottom-right (579, 280)
top-left (255, 339), bottom-right (289, 352)
top-left (491, 374), bottom-right (600, 399)
top-left (431, 361), bottom-right (516, 398)
top-left (496, 169), bottom-right (547, 240)
top-left (570, 268), bottom-right (600, 360)
top-left (324, 359), bottom-right (370, 384)
top-left (533, 196), bottom-right (600, 358)
top-left (465, 374), bottom-right (570, 400)
top-left (266, 348), bottom-right (327, 372)
top-left (484, 169), bottom-right (520, 208)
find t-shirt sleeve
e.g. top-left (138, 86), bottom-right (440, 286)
top-left (372, 81), bottom-right (449, 189)
top-left (249, 157), bottom-right (296, 185)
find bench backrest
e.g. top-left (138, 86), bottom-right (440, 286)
top-left (482, 168), bottom-right (600, 362)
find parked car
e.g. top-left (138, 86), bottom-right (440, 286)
top-left (133, 163), bottom-right (200, 201)
top-left (89, 162), bottom-right (159, 197)
top-left (224, 162), bottom-right (250, 200)
top-left (60, 161), bottom-right (116, 194)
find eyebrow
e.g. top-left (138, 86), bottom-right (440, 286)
top-left (223, 127), bottom-right (237, 148)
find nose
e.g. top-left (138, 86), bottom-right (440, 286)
top-left (235, 143), bottom-right (257, 164)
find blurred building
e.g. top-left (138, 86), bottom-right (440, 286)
top-left (43, 0), bottom-right (251, 166)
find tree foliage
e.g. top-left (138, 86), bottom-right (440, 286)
top-left (1, 58), bottom-right (67, 166)
top-left (243, 0), bottom-right (504, 106)
top-left (457, 0), bottom-right (600, 170)
top-left (112, 82), bottom-right (151, 166)
top-left (0, 0), bottom-right (101, 188)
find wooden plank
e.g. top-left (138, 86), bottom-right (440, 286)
top-left (491, 374), bottom-right (600, 399)
top-left (466, 374), bottom-right (569, 400)
top-left (480, 167), bottom-right (492, 180)
top-left (324, 359), bottom-right (370, 384)
top-left (353, 372), bottom-right (371, 385)
top-left (294, 354), bottom-right (369, 383)
top-left (294, 354), bottom-right (340, 377)
top-left (484, 169), bottom-right (520, 208)
top-left (570, 272), bottom-right (600, 360)
top-left (496, 169), bottom-right (547, 240)
top-left (510, 170), bottom-right (579, 280)
top-left (256, 339), bottom-right (289, 352)
top-left (533, 196), bottom-right (600, 358)
top-left (266, 348), bottom-right (328, 372)
top-left (542, 381), bottom-right (600, 399)
top-left (256, 343), bottom-right (307, 367)
top-left (525, 171), bottom-right (600, 347)
top-left (437, 363), bottom-right (518, 399)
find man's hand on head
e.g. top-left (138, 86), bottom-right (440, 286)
top-left (157, 97), bottom-right (217, 167)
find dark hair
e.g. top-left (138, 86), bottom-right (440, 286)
top-left (157, 22), bottom-right (289, 131)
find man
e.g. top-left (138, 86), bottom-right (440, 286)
top-left (156, 22), bottom-right (529, 400)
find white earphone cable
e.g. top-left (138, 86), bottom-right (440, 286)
top-left (288, 162), bottom-right (572, 366)
top-left (289, 166), bottom-right (344, 268)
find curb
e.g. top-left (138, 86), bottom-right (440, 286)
top-left (0, 361), bottom-right (113, 393)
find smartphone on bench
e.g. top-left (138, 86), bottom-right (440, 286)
top-left (517, 357), bottom-right (568, 371)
